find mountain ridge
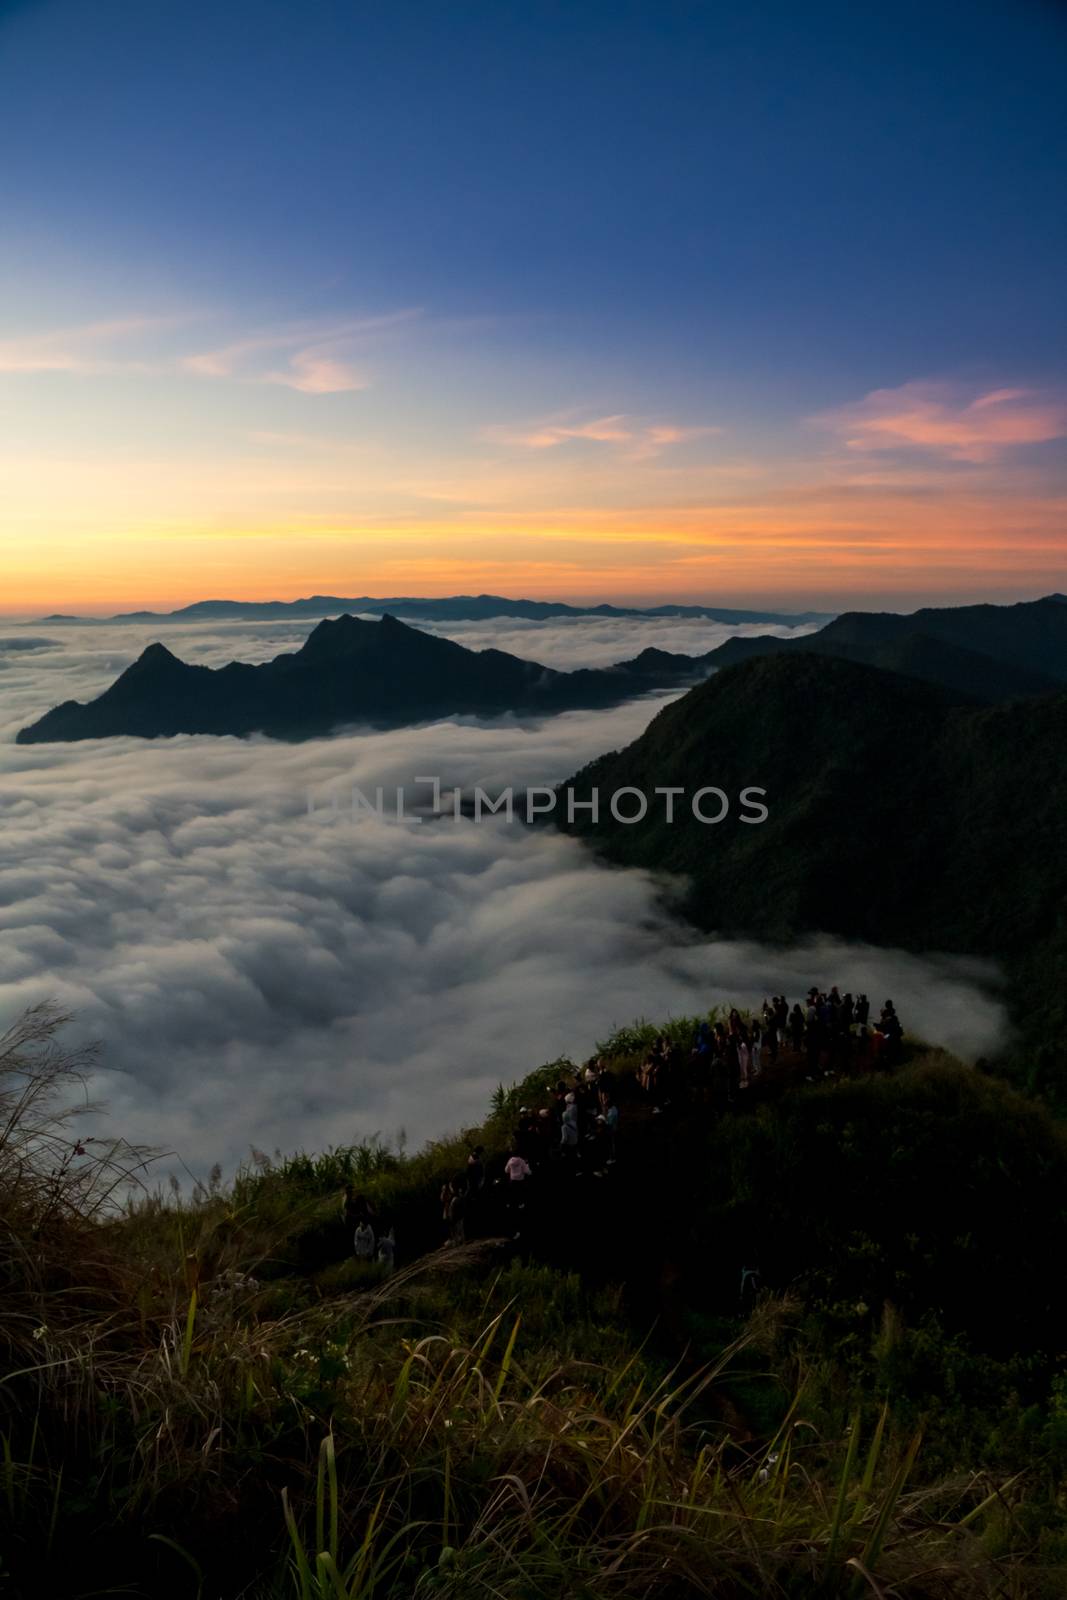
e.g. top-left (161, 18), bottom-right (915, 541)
top-left (37, 591), bottom-right (831, 627)
top-left (16, 612), bottom-right (709, 744)
top-left (557, 649), bottom-right (1067, 1095)
top-left (692, 594), bottom-right (1067, 698)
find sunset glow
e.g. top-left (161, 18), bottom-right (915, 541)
top-left (2, 0), bottom-right (1065, 615)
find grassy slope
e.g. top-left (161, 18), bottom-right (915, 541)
top-left (3, 1005), bottom-right (1067, 1598)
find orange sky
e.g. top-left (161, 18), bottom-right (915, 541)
top-left (2, 330), bottom-right (1065, 615)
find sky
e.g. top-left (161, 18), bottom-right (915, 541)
top-left (0, 616), bottom-right (1006, 1174)
top-left (1, 0), bottom-right (1065, 614)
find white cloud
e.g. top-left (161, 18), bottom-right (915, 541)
top-left (0, 617), bottom-right (1005, 1177)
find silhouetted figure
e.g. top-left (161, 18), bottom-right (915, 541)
top-left (467, 1144), bottom-right (486, 1192)
top-left (447, 1177), bottom-right (468, 1244)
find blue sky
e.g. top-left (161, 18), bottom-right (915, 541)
top-left (1, 0), bottom-right (1065, 609)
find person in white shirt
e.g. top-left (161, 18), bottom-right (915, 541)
top-left (504, 1149), bottom-right (532, 1238)
top-left (560, 1092), bottom-right (579, 1157)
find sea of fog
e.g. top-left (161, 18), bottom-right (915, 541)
top-left (0, 613), bottom-right (1005, 1177)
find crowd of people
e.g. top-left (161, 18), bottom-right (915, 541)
top-left (638, 988), bottom-right (904, 1112)
top-left (340, 985), bottom-right (906, 1258)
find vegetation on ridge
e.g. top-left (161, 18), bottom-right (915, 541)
top-left (2, 1001), bottom-right (1066, 1597)
top-left (558, 651), bottom-right (1067, 1102)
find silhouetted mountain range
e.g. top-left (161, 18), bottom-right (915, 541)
top-left (15, 613), bottom-right (711, 743)
top-left (690, 594), bottom-right (1067, 700)
top-left (38, 593), bottom-right (830, 626)
top-left (20, 594), bottom-right (1067, 744)
top-left (558, 650), bottom-right (1067, 1096)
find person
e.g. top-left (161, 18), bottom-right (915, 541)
top-left (467, 1145), bottom-right (486, 1193)
top-left (762, 1003), bottom-right (779, 1063)
top-left (594, 1098), bottom-right (619, 1171)
top-left (856, 994), bottom-right (870, 1027)
top-left (805, 1009), bottom-right (821, 1076)
top-left (580, 1067), bottom-right (600, 1126)
top-left (531, 1107), bottom-right (553, 1164)
top-left (515, 1110), bottom-right (538, 1164)
top-left (504, 1149), bottom-right (532, 1236)
top-left (376, 1227), bottom-right (395, 1274)
top-left (505, 1149), bottom-right (532, 1184)
top-left (353, 1219), bottom-right (375, 1261)
top-left (880, 1001), bottom-right (903, 1062)
top-left (789, 1003), bottom-right (805, 1052)
top-left (726, 1035), bottom-right (741, 1103)
top-left (447, 1177), bottom-right (468, 1244)
top-left (750, 1022), bottom-right (762, 1080)
top-left (737, 1032), bottom-right (751, 1090)
top-left (560, 1092), bottom-right (580, 1158)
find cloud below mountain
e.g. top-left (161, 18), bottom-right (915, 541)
top-left (0, 617), bottom-right (1006, 1177)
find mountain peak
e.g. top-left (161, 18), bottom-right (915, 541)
top-left (300, 613), bottom-right (374, 653)
top-left (133, 641), bottom-right (181, 669)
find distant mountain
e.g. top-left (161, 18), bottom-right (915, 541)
top-left (37, 593), bottom-right (830, 627)
top-left (16, 613), bottom-right (711, 744)
top-left (558, 651), bottom-right (1067, 1096)
top-left (692, 595), bottom-right (1067, 701)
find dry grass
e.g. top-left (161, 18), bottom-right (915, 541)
top-left (0, 1005), bottom-right (1060, 1599)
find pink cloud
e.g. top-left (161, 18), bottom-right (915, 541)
top-left (500, 414), bottom-right (633, 449)
top-left (487, 414), bottom-right (721, 457)
top-left (815, 380), bottom-right (1067, 463)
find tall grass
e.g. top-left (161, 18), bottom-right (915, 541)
top-left (1, 1004), bottom-right (1060, 1598)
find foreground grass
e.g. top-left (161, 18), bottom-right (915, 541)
top-left (2, 1004), bottom-right (1065, 1597)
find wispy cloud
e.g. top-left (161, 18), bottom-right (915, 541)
top-left (0, 315), bottom-right (176, 376)
top-left (182, 310), bottom-right (420, 393)
top-left (814, 379), bottom-right (1067, 463)
top-left (0, 309), bottom-right (421, 393)
top-left (485, 411), bottom-right (722, 458)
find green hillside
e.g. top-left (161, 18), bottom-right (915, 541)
top-left (3, 1003), bottom-right (1067, 1598)
top-left (557, 653), bottom-right (1067, 1097)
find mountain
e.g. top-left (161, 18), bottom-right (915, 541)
top-left (37, 592), bottom-right (830, 627)
top-left (557, 652), bottom-right (1067, 1095)
top-left (691, 594), bottom-right (1067, 701)
top-left (16, 613), bottom-right (710, 743)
